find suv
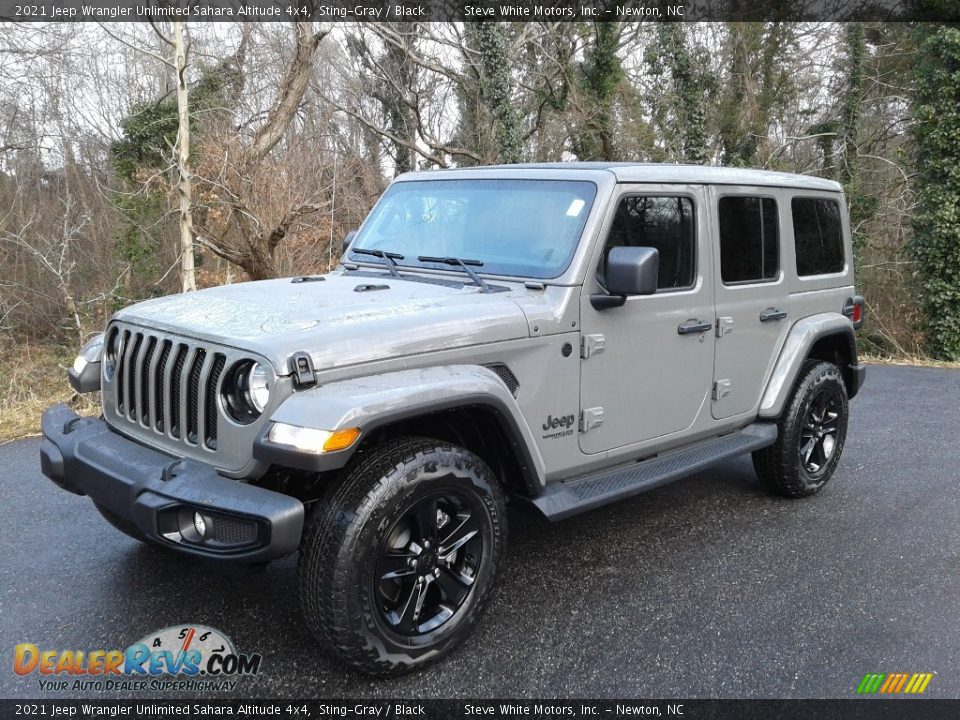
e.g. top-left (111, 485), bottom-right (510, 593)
top-left (41, 163), bottom-right (865, 676)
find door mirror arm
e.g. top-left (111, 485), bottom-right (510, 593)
top-left (590, 294), bottom-right (627, 310)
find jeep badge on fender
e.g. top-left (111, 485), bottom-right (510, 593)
top-left (41, 163), bottom-right (865, 677)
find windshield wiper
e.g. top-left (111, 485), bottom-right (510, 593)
top-left (417, 255), bottom-right (492, 293)
top-left (352, 248), bottom-right (404, 277)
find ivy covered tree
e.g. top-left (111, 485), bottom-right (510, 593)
top-left (109, 48), bottom-right (246, 295)
top-left (474, 23), bottom-right (522, 164)
top-left (574, 22), bottom-right (623, 161)
top-left (910, 24), bottom-right (960, 359)
top-left (718, 22), bottom-right (796, 167)
top-left (644, 24), bottom-right (714, 163)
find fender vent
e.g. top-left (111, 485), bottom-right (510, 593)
top-left (486, 364), bottom-right (520, 397)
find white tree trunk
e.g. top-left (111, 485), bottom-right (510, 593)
top-left (174, 21), bottom-right (196, 293)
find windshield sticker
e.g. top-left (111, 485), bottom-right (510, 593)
top-left (566, 199), bottom-right (586, 217)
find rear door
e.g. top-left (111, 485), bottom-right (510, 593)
top-left (710, 186), bottom-right (791, 419)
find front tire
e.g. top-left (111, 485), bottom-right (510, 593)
top-left (298, 437), bottom-right (506, 676)
top-left (753, 360), bottom-right (849, 498)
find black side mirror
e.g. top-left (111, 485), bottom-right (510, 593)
top-left (342, 230), bottom-right (358, 254)
top-left (592, 246), bottom-right (659, 310)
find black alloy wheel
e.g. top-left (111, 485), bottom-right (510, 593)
top-left (375, 491), bottom-right (484, 636)
top-left (799, 387), bottom-right (843, 475)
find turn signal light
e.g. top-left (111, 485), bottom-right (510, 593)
top-left (322, 427), bottom-right (361, 452)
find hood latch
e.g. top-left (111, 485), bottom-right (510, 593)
top-left (289, 352), bottom-right (317, 388)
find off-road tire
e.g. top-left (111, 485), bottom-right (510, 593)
top-left (753, 360), bottom-right (849, 498)
top-left (298, 437), bottom-right (507, 677)
top-left (94, 502), bottom-right (150, 543)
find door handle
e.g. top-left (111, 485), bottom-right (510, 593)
top-left (677, 319), bottom-right (713, 335)
top-left (759, 308), bottom-right (788, 322)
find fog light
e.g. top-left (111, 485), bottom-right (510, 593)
top-left (193, 512), bottom-right (207, 538)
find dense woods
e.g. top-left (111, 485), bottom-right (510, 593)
top-left (1, 20), bottom-right (959, 433)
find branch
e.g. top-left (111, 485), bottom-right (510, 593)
top-left (266, 203), bottom-right (323, 253)
top-left (99, 23), bottom-right (174, 69)
top-left (242, 22), bottom-right (328, 168)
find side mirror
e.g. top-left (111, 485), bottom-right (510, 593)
top-left (342, 230), bottom-right (358, 254)
top-left (592, 246), bottom-right (659, 310)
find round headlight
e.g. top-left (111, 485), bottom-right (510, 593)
top-left (222, 360), bottom-right (271, 424)
top-left (246, 362), bottom-right (270, 413)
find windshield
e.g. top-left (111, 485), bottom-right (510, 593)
top-left (349, 179), bottom-right (598, 279)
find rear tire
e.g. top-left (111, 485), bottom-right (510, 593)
top-left (753, 361), bottom-right (849, 498)
top-left (298, 437), bottom-right (506, 677)
top-left (94, 502), bottom-right (150, 543)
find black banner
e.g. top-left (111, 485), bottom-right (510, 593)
top-left (2, 0), bottom-right (959, 23)
top-left (3, 700), bottom-right (960, 720)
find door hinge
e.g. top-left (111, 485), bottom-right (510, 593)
top-left (713, 379), bottom-right (732, 401)
top-left (580, 407), bottom-right (605, 433)
top-left (716, 316), bottom-right (735, 338)
top-left (581, 334), bottom-right (606, 359)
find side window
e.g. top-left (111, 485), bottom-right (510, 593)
top-left (718, 196), bottom-right (779, 284)
top-left (792, 197), bottom-right (845, 276)
top-left (600, 196), bottom-right (695, 290)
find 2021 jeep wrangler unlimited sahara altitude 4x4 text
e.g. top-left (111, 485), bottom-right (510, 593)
top-left (41, 163), bottom-right (865, 676)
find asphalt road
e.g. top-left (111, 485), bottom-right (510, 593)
top-left (2, 363), bottom-right (959, 700)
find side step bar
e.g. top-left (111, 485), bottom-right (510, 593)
top-left (528, 423), bottom-right (778, 521)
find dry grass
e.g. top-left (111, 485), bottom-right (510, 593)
top-left (861, 354), bottom-right (960, 369)
top-left (0, 344), bottom-right (100, 443)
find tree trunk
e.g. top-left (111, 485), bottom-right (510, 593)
top-left (174, 21), bottom-right (196, 293)
top-left (475, 24), bottom-right (522, 164)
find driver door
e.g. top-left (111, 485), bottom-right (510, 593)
top-left (579, 185), bottom-right (715, 455)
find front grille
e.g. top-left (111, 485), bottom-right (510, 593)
top-left (107, 327), bottom-right (227, 452)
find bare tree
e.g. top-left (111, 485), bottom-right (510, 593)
top-left (192, 22), bottom-right (330, 280)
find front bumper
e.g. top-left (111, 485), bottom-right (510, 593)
top-left (40, 404), bottom-right (303, 563)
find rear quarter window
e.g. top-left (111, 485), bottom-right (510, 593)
top-left (792, 197), bottom-right (845, 276)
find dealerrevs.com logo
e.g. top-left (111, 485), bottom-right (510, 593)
top-left (14, 624), bottom-right (262, 692)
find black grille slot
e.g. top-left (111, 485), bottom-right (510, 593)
top-left (115, 330), bottom-right (129, 414)
top-left (154, 340), bottom-right (171, 431)
top-left (169, 345), bottom-right (187, 439)
top-left (139, 337), bottom-right (156, 425)
top-left (205, 354), bottom-right (226, 449)
top-left (487, 363), bottom-right (520, 396)
top-left (186, 349), bottom-right (206, 444)
top-left (125, 333), bottom-right (143, 420)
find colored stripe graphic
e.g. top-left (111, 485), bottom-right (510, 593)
top-left (858, 673), bottom-right (933, 695)
top-left (857, 674), bottom-right (885, 694)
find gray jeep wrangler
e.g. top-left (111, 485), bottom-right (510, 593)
top-left (41, 163), bottom-right (865, 676)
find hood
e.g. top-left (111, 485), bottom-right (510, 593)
top-left (113, 271), bottom-right (532, 373)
